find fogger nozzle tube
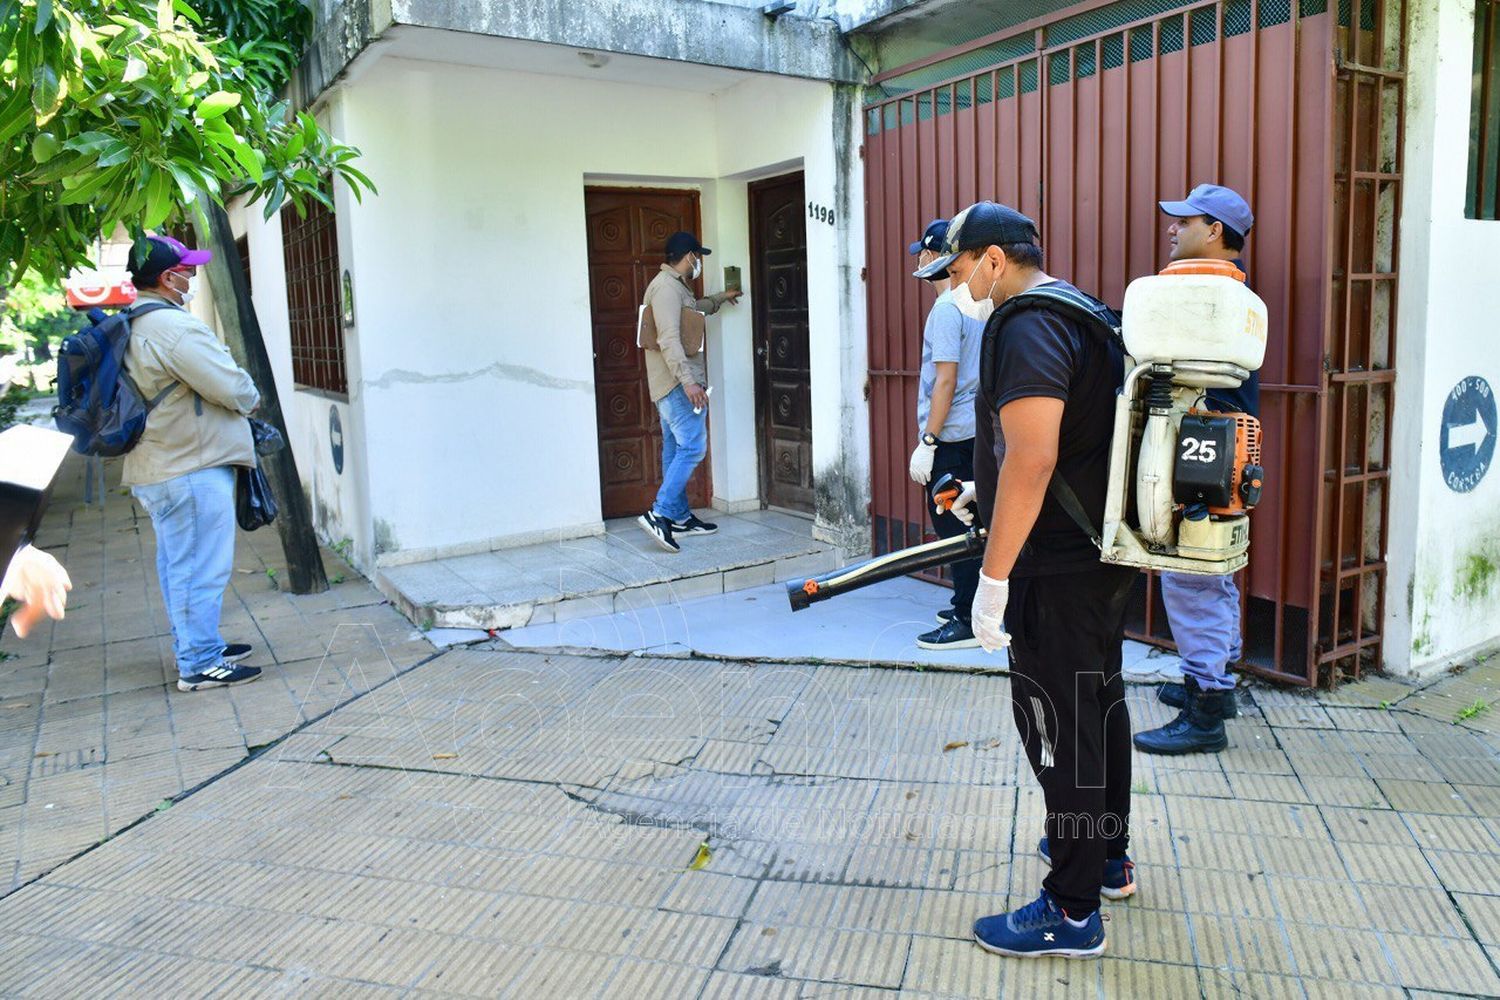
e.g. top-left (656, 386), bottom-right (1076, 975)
top-left (786, 529), bottom-right (986, 611)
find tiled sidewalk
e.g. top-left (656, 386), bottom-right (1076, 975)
top-left (1, 460), bottom-right (1499, 998)
top-left (1, 641), bottom-right (1497, 996)
top-left (0, 458), bottom-right (436, 893)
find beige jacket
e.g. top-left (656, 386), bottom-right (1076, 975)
top-left (120, 292), bottom-right (260, 487)
top-left (643, 264), bottom-right (730, 402)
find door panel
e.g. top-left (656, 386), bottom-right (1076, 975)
top-left (585, 188), bottom-right (711, 518)
top-left (750, 174), bottom-right (814, 513)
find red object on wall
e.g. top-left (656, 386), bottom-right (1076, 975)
top-left (65, 277), bottom-right (136, 309)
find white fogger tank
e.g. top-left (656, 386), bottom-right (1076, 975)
top-left (1101, 259), bottom-right (1268, 575)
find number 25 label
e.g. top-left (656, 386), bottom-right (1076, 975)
top-left (1181, 438), bottom-right (1218, 463)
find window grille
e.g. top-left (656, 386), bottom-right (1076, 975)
top-left (280, 194), bottom-right (346, 395)
top-left (1469, 0), bottom-right (1500, 219)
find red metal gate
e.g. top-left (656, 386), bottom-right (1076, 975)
top-left (864, 0), bottom-right (1404, 686)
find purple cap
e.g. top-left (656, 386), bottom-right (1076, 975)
top-left (128, 235), bottom-right (213, 283)
top-left (153, 235), bottom-right (213, 266)
top-left (1159, 184), bottom-right (1254, 238)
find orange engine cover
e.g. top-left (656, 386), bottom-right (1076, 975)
top-left (1196, 409), bottom-right (1262, 515)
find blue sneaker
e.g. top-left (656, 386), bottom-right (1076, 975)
top-left (973, 889), bottom-right (1106, 958)
top-left (1038, 837), bottom-right (1137, 901)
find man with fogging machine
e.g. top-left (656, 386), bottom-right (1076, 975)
top-left (1134, 184), bottom-right (1258, 755)
top-left (915, 202), bottom-right (1135, 959)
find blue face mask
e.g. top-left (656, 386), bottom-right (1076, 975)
top-left (690, 255), bottom-right (703, 280)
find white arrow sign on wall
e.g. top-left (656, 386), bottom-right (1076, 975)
top-left (1447, 411), bottom-right (1492, 453)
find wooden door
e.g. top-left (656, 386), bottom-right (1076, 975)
top-left (749, 173), bottom-right (813, 513)
top-left (585, 188), bottom-right (711, 518)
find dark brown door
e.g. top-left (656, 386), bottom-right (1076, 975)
top-left (585, 188), bottom-right (711, 518)
top-left (749, 173), bottom-right (813, 513)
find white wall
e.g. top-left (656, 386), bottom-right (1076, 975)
top-left (220, 93), bottom-right (371, 568)
top-left (310, 56), bottom-right (861, 565)
top-left (1386, 0), bottom-right (1500, 676)
top-left (716, 74), bottom-right (870, 550)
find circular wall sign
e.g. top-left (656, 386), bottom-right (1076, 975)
top-left (1439, 375), bottom-right (1495, 494)
top-left (330, 404), bottom-right (344, 475)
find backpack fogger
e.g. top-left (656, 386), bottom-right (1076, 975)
top-left (787, 259), bottom-right (1267, 611)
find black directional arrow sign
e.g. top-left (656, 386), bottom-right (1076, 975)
top-left (1440, 375), bottom-right (1495, 494)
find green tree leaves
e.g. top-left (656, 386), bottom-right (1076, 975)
top-left (1, 0), bottom-right (374, 283)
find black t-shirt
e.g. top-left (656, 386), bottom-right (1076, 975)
top-left (1204, 258), bottom-right (1260, 417)
top-left (973, 280), bottom-right (1124, 578)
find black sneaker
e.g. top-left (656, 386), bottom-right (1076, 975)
top-left (916, 617), bottom-right (982, 650)
top-left (178, 663), bottom-right (262, 692)
top-left (221, 643), bottom-right (253, 664)
top-left (636, 512), bottom-right (680, 553)
top-left (935, 608), bottom-right (958, 626)
top-left (670, 514), bottom-right (718, 536)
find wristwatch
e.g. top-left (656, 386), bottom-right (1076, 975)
top-left (920, 432), bottom-right (938, 447)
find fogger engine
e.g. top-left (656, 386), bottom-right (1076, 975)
top-left (1105, 259), bottom-right (1267, 575)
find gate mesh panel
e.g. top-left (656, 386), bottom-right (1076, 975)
top-left (875, 36), bottom-right (1035, 99)
top-left (1044, 0), bottom-right (1198, 47)
top-left (1160, 14), bottom-right (1186, 53)
top-left (1050, 51), bottom-right (1072, 86)
top-left (1190, 6), bottom-right (1218, 44)
top-left (1225, 0), bottom-right (1254, 36)
top-left (1020, 59), bottom-right (1040, 93)
top-left (1102, 32), bottom-right (1127, 69)
top-left (1075, 43), bottom-right (1099, 78)
top-left (1129, 25), bottom-right (1155, 62)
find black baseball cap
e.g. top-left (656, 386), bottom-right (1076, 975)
top-left (908, 218), bottom-right (949, 256)
top-left (912, 202), bottom-right (1039, 279)
top-left (128, 234), bottom-right (213, 285)
top-left (664, 231), bottom-right (711, 258)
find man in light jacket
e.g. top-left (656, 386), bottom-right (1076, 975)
top-left (636, 231), bottom-right (740, 553)
top-left (124, 235), bottom-right (262, 692)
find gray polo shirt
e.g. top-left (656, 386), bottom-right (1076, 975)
top-left (916, 289), bottom-right (984, 442)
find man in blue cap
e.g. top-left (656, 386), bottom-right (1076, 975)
top-left (907, 218), bottom-right (986, 649)
top-left (919, 202), bottom-right (1136, 960)
top-left (1134, 183), bottom-right (1257, 755)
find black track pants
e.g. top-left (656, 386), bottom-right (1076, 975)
top-left (1005, 564), bottom-right (1136, 915)
top-left (928, 438), bottom-right (979, 619)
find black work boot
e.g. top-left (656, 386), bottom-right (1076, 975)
top-left (1158, 681), bottom-right (1238, 718)
top-left (1134, 678), bottom-right (1228, 755)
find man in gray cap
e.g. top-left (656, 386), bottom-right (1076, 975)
top-left (907, 218), bottom-right (985, 650)
top-left (1134, 183), bottom-right (1257, 755)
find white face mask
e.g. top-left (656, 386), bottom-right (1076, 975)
top-left (166, 270), bottom-right (196, 306)
top-left (690, 255), bottom-right (703, 280)
top-left (952, 256), bottom-right (997, 322)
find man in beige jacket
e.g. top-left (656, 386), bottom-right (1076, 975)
top-left (636, 231), bottom-right (740, 553)
top-left (123, 235), bottom-right (262, 692)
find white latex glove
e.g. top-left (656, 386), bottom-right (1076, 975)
top-left (941, 480), bottom-right (977, 526)
top-left (2, 545), bottom-right (72, 638)
top-left (971, 571), bottom-right (1011, 653)
top-left (909, 440), bottom-right (936, 485)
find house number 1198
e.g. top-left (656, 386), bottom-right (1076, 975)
top-left (807, 202), bottom-right (836, 225)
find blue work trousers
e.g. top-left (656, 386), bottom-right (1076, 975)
top-left (1159, 571), bottom-right (1242, 691)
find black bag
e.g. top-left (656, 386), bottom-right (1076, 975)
top-left (248, 417), bottom-right (285, 456)
top-left (235, 464), bottom-right (277, 531)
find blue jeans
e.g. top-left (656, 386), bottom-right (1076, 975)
top-left (1160, 571), bottom-right (1242, 691)
top-left (131, 466), bottom-right (237, 678)
top-left (652, 385), bottom-right (707, 522)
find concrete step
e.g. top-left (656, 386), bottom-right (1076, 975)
top-left (375, 509), bottom-right (842, 631)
